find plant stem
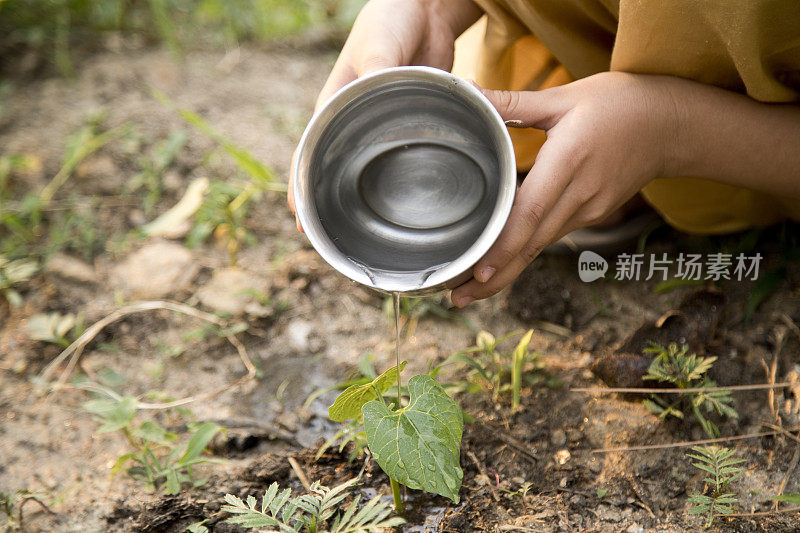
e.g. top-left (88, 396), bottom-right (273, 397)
top-left (393, 292), bottom-right (401, 408)
top-left (390, 478), bottom-right (404, 514)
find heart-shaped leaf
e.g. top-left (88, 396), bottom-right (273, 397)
top-left (362, 374), bottom-right (463, 502)
top-left (329, 361), bottom-right (407, 422)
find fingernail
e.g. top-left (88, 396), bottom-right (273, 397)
top-left (476, 266), bottom-right (495, 283)
top-left (504, 119), bottom-right (524, 127)
top-left (453, 295), bottom-right (474, 308)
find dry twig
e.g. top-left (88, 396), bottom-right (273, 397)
top-left (572, 382), bottom-right (791, 395)
top-left (467, 450), bottom-right (500, 502)
top-left (288, 456), bottom-right (312, 491)
top-left (36, 300), bottom-right (256, 410)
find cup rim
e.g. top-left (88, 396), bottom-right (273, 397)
top-left (292, 66), bottom-right (516, 293)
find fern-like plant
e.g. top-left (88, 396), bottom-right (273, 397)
top-left (686, 445), bottom-right (744, 527)
top-left (222, 478), bottom-right (404, 533)
top-left (642, 343), bottom-right (738, 437)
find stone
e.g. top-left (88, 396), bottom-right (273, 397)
top-left (286, 320), bottom-right (313, 352)
top-left (554, 449), bottom-right (571, 465)
top-left (111, 241), bottom-right (197, 299)
top-left (196, 267), bottom-right (270, 316)
top-left (550, 429), bottom-right (567, 447)
top-left (45, 253), bottom-right (97, 284)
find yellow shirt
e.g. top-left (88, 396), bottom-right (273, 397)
top-left (454, 0), bottom-right (800, 233)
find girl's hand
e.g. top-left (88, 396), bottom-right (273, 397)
top-left (288, 0), bottom-right (482, 231)
top-left (451, 72), bottom-right (679, 307)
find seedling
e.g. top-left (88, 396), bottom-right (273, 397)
top-left (381, 294), bottom-right (474, 335)
top-left (306, 353), bottom-right (380, 462)
top-left (0, 255), bottom-right (37, 307)
top-left (25, 312), bottom-right (84, 347)
top-left (82, 393), bottom-right (223, 494)
top-left (186, 179), bottom-right (256, 266)
top-left (1, 489), bottom-right (56, 533)
top-left (687, 445), bottom-right (744, 527)
top-left (128, 129), bottom-right (188, 215)
top-left (329, 361), bottom-right (464, 509)
top-left (642, 342), bottom-right (738, 438)
top-left (223, 478), bottom-right (404, 532)
top-left (438, 329), bottom-right (542, 409)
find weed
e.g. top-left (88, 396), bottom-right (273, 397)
top-left (642, 342), bottom-right (738, 438)
top-left (306, 353), bottom-right (380, 462)
top-left (687, 445), bottom-right (744, 527)
top-left (186, 179), bottom-right (255, 265)
top-left (771, 493), bottom-right (800, 505)
top-left (153, 92), bottom-right (285, 265)
top-left (437, 329), bottom-right (545, 408)
top-left (25, 311), bottom-right (84, 347)
top-left (0, 255), bottom-right (37, 307)
top-left (185, 521), bottom-right (208, 533)
top-left (222, 478), bottom-right (404, 532)
top-left (129, 129), bottom-right (188, 215)
top-left (0, 118), bottom-right (124, 263)
top-left (1, 489), bottom-right (56, 533)
top-left (82, 392), bottom-right (224, 494)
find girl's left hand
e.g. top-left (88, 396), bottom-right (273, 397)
top-left (451, 72), bottom-right (680, 307)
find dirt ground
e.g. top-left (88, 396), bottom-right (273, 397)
top-left (2, 42), bottom-right (800, 532)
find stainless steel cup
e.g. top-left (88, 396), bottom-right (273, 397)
top-left (292, 66), bottom-right (516, 295)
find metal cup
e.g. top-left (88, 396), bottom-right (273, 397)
top-left (292, 66), bottom-right (516, 295)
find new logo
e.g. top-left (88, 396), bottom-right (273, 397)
top-left (578, 250), bottom-right (608, 282)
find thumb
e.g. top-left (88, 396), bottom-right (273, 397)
top-left (476, 86), bottom-right (566, 131)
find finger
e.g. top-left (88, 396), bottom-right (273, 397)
top-left (455, 186), bottom-right (594, 306)
top-left (288, 149), bottom-right (305, 233)
top-left (316, 62), bottom-right (358, 111)
top-left (451, 253), bottom-right (529, 307)
top-left (477, 86), bottom-right (566, 130)
top-left (472, 141), bottom-right (570, 283)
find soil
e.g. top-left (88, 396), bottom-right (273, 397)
top-left (2, 42), bottom-right (800, 532)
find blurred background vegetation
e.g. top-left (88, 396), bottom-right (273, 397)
top-left (0, 0), bottom-right (367, 77)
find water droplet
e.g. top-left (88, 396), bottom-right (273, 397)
top-left (372, 453), bottom-right (380, 460)
top-left (426, 462), bottom-right (435, 471)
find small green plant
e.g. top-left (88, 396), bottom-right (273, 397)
top-left (186, 179), bottom-right (256, 266)
top-left (642, 343), bottom-right (738, 438)
top-left (153, 91), bottom-right (286, 265)
top-left (0, 255), bottom-right (37, 307)
top-left (1, 489), bottom-right (55, 533)
top-left (329, 361), bottom-right (464, 509)
top-left (771, 493), bottom-right (800, 506)
top-left (25, 312), bottom-right (83, 347)
top-left (381, 294), bottom-right (473, 333)
top-left (82, 393), bottom-right (223, 494)
top-left (222, 478), bottom-right (404, 532)
top-left (129, 129), bottom-right (188, 215)
top-left (687, 445), bottom-right (744, 527)
top-left (439, 329), bottom-right (542, 409)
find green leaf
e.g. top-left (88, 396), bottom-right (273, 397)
top-left (329, 361), bottom-right (407, 422)
top-left (185, 521), bottom-right (208, 533)
top-left (84, 396), bottom-right (137, 433)
top-left (772, 493), bottom-right (800, 505)
top-left (362, 374), bottom-right (464, 502)
top-left (135, 421), bottom-right (178, 446)
top-left (165, 468), bottom-right (181, 494)
top-left (511, 329), bottom-right (533, 410)
top-left (178, 422), bottom-right (221, 465)
top-left (110, 453), bottom-right (136, 476)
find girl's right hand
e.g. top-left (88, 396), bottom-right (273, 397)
top-left (289, 0), bottom-right (482, 230)
top-left (314, 0), bottom-right (482, 109)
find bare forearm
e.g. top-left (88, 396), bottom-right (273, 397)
top-left (663, 76), bottom-right (800, 198)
